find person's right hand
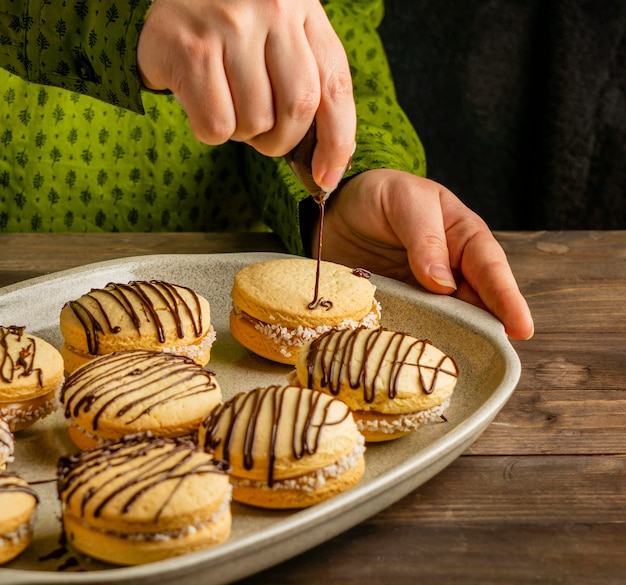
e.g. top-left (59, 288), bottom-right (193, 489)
top-left (137, 0), bottom-right (356, 193)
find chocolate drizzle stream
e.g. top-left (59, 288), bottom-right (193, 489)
top-left (60, 350), bottom-right (219, 431)
top-left (57, 434), bottom-right (228, 522)
top-left (200, 385), bottom-right (349, 487)
top-left (0, 325), bottom-right (43, 386)
top-left (284, 122), bottom-right (337, 312)
top-left (306, 327), bottom-right (459, 402)
top-left (307, 199), bottom-right (333, 311)
top-left (65, 280), bottom-right (203, 354)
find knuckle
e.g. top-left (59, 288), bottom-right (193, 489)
top-left (191, 117), bottom-right (235, 145)
top-left (324, 70), bottom-right (354, 105)
top-left (287, 84), bottom-right (321, 122)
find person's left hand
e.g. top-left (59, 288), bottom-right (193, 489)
top-left (314, 168), bottom-right (534, 340)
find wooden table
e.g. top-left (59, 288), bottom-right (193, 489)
top-left (1, 231), bottom-right (625, 584)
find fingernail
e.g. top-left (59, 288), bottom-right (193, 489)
top-left (320, 167), bottom-right (346, 193)
top-left (429, 263), bottom-right (457, 290)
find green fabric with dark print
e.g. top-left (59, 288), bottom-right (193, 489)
top-left (0, 0), bottom-right (426, 255)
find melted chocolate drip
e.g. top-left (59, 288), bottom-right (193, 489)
top-left (0, 325), bottom-right (43, 386)
top-left (352, 268), bottom-right (372, 279)
top-left (307, 200), bottom-right (334, 312)
top-left (57, 434), bottom-right (228, 522)
top-left (305, 327), bottom-right (459, 403)
top-left (60, 350), bottom-right (219, 432)
top-left (200, 385), bottom-right (349, 487)
top-left (65, 280), bottom-right (204, 355)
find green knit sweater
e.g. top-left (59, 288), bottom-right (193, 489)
top-left (0, 0), bottom-right (425, 255)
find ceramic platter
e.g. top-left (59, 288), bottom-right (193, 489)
top-left (0, 252), bottom-right (521, 584)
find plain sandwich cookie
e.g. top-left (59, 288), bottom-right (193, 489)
top-left (230, 258), bottom-right (380, 365)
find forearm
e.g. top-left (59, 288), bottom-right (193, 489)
top-left (0, 0), bottom-right (153, 112)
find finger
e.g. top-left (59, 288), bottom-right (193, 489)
top-left (384, 180), bottom-right (458, 294)
top-left (224, 33), bottom-right (275, 142)
top-left (175, 43), bottom-right (236, 145)
top-left (460, 231), bottom-right (534, 340)
top-left (249, 24), bottom-right (320, 156)
top-left (304, 11), bottom-right (356, 191)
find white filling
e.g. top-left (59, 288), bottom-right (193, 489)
top-left (163, 325), bottom-right (216, 360)
top-left (0, 447), bottom-right (14, 466)
top-left (0, 389), bottom-right (60, 429)
top-left (0, 425), bottom-right (14, 465)
top-left (70, 484), bottom-right (231, 543)
top-left (232, 434), bottom-right (366, 493)
top-left (358, 398), bottom-right (451, 435)
top-left (65, 417), bottom-right (107, 443)
top-left (237, 301), bottom-right (381, 358)
top-left (0, 517), bottom-right (35, 547)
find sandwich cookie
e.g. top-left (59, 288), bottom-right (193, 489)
top-left (59, 280), bottom-right (216, 373)
top-left (57, 433), bottom-right (232, 565)
top-left (0, 472), bottom-right (39, 565)
top-left (0, 325), bottom-right (63, 432)
top-left (230, 258), bottom-right (380, 365)
top-left (198, 384), bottom-right (365, 509)
top-left (293, 327), bottom-right (459, 441)
top-left (60, 349), bottom-right (222, 451)
top-left (0, 417), bottom-right (14, 471)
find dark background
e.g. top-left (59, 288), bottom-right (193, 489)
top-left (378, 0), bottom-right (626, 229)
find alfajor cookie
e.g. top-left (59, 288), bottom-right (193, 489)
top-left (0, 325), bottom-right (63, 432)
top-left (230, 258), bottom-right (380, 365)
top-left (57, 433), bottom-right (232, 565)
top-left (0, 472), bottom-right (39, 565)
top-left (0, 417), bottom-right (13, 471)
top-left (59, 280), bottom-right (216, 373)
top-left (292, 327), bottom-right (459, 441)
top-left (198, 384), bottom-right (365, 509)
top-left (60, 349), bottom-right (222, 451)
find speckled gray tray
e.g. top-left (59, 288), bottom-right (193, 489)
top-left (0, 252), bottom-right (521, 585)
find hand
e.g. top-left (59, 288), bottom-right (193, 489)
top-left (316, 169), bottom-right (534, 340)
top-left (137, 0), bottom-right (356, 192)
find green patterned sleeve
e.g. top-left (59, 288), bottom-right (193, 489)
top-left (0, 0), bottom-right (153, 113)
top-left (243, 0), bottom-right (427, 257)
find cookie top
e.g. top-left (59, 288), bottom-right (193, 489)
top-left (59, 280), bottom-right (212, 355)
top-left (295, 327), bottom-right (459, 414)
top-left (231, 259), bottom-right (378, 330)
top-left (0, 325), bottom-right (64, 401)
top-left (57, 434), bottom-right (231, 534)
top-left (60, 350), bottom-right (222, 441)
top-left (198, 384), bottom-right (362, 484)
top-left (0, 472), bottom-right (39, 535)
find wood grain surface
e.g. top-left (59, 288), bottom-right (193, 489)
top-left (1, 230), bottom-right (624, 584)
